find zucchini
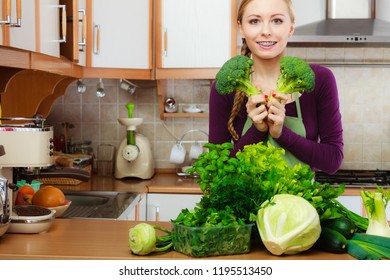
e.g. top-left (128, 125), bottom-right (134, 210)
top-left (315, 227), bottom-right (347, 254)
top-left (321, 216), bottom-right (357, 239)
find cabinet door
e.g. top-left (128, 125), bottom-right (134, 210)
top-left (147, 193), bottom-right (202, 222)
top-left (159, 0), bottom-right (232, 68)
top-left (39, 0), bottom-right (61, 57)
top-left (8, 0), bottom-right (36, 52)
top-left (60, 0), bottom-right (79, 62)
top-left (90, 0), bottom-right (150, 69)
top-left (76, 0), bottom-right (86, 66)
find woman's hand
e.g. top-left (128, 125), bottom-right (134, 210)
top-left (266, 93), bottom-right (288, 139)
top-left (246, 93), bottom-right (288, 138)
top-left (246, 94), bottom-right (269, 132)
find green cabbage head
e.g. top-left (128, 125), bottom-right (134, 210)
top-left (256, 194), bottom-right (321, 255)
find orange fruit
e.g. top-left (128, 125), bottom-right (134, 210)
top-left (32, 185), bottom-right (65, 207)
top-left (15, 186), bottom-right (35, 205)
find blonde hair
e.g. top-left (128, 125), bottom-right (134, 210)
top-left (228, 0), bottom-right (296, 141)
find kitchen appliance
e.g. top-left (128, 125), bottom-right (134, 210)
top-left (0, 116), bottom-right (90, 235)
top-left (315, 169), bottom-right (390, 187)
top-left (114, 103), bottom-right (154, 179)
top-left (289, 0), bottom-right (390, 46)
top-left (0, 116), bottom-right (54, 236)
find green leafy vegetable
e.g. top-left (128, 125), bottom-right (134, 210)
top-left (186, 142), bottom-right (349, 224)
top-left (256, 194), bottom-right (321, 255)
top-left (361, 187), bottom-right (390, 237)
top-left (171, 222), bottom-right (253, 257)
top-left (128, 223), bottom-right (173, 255)
top-left (347, 233), bottom-right (390, 260)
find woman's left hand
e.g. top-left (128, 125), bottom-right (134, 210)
top-left (266, 93), bottom-right (288, 139)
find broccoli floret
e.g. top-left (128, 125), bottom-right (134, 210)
top-left (215, 55), bottom-right (260, 97)
top-left (275, 56), bottom-right (315, 95)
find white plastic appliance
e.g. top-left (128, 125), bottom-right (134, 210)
top-left (114, 103), bottom-right (154, 179)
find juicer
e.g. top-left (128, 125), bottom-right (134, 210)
top-left (114, 103), bottom-right (154, 179)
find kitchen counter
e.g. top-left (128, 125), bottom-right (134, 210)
top-left (0, 219), bottom-right (355, 260)
top-left (59, 172), bottom-right (363, 196)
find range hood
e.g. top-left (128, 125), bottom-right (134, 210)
top-left (288, 0), bottom-right (390, 46)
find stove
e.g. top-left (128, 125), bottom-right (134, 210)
top-left (315, 169), bottom-right (390, 187)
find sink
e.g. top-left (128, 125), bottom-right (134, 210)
top-left (66, 194), bottom-right (109, 206)
top-left (60, 190), bottom-right (139, 219)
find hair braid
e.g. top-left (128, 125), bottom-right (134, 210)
top-left (227, 39), bottom-right (251, 141)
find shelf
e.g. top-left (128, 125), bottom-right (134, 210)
top-left (163, 112), bottom-right (209, 118)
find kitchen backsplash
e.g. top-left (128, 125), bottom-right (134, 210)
top-left (47, 47), bottom-right (390, 171)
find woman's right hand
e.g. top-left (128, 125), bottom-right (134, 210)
top-left (246, 94), bottom-right (269, 133)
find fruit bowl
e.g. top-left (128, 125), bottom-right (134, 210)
top-left (47, 200), bottom-right (72, 217)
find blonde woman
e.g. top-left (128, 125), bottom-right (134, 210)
top-left (208, 0), bottom-right (343, 174)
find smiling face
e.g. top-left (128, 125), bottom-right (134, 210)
top-left (238, 0), bottom-right (295, 60)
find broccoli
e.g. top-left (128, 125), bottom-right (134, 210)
top-left (275, 56), bottom-right (315, 95)
top-left (215, 55), bottom-right (260, 97)
top-left (215, 55), bottom-right (315, 100)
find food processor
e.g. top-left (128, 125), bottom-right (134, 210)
top-left (114, 103), bottom-right (154, 179)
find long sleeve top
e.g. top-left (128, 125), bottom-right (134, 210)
top-left (208, 64), bottom-right (344, 174)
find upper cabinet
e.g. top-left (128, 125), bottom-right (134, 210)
top-left (82, 0), bottom-right (152, 79)
top-left (1, 0), bottom-right (65, 58)
top-left (155, 0), bottom-right (237, 79)
top-left (0, 0), bottom-right (237, 80)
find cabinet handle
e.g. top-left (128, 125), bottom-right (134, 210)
top-left (57, 5), bottom-right (67, 43)
top-left (0, 0), bottom-right (11, 24)
top-left (93, 24), bottom-right (101, 55)
top-left (155, 206), bottom-right (160, 221)
top-left (163, 27), bottom-right (168, 57)
top-left (10, 0), bottom-right (21, 27)
top-left (78, 9), bottom-right (86, 51)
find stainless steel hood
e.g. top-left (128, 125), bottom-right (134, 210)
top-left (288, 0), bottom-right (390, 46)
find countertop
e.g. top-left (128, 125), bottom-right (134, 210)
top-left (0, 219), bottom-right (355, 260)
top-left (58, 172), bottom-right (363, 196)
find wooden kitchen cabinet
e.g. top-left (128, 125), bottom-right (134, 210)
top-left (146, 193), bottom-right (202, 222)
top-left (82, 0), bottom-right (152, 79)
top-left (3, 0), bottom-right (65, 58)
top-left (155, 0), bottom-right (238, 79)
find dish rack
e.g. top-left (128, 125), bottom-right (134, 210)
top-left (174, 129), bottom-right (208, 177)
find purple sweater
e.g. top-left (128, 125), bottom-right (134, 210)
top-left (209, 64), bottom-right (344, 174)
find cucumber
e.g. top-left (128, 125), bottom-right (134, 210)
top-left (321, 216), bottom-right (357, 239)
top-left (315, 227), bottom-right (347, 254)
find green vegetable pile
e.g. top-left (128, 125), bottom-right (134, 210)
top-left (183, 142), bottom-right (350, 225)
top-left (215, 55), bottom-right (315, 99)
top-left (314, 187), bottom-right (390, 259)
top-left (174, 142), bottom-right (360, 256)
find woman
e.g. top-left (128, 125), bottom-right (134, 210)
top-left (208, 0), bottom-right (343, 174)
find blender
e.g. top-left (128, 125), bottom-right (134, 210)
top-left (114, 103), bottom-right (154, 179)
